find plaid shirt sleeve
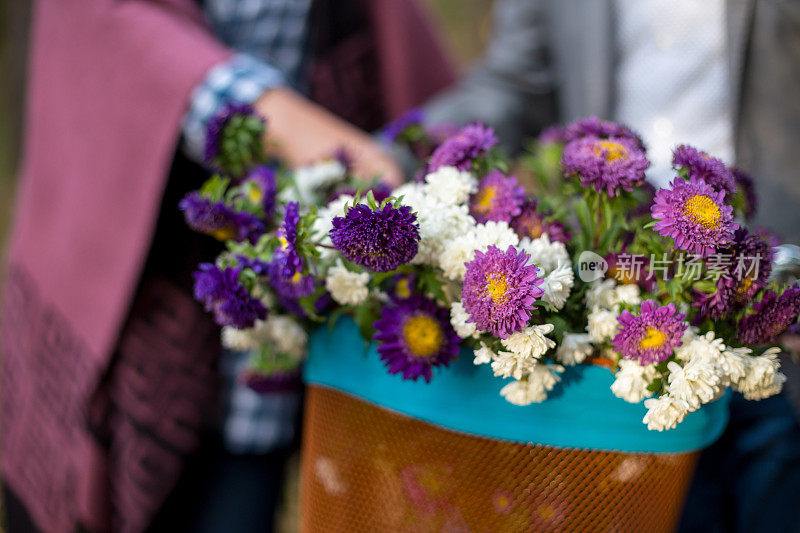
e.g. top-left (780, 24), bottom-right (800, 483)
top-left (181, 52), bottom-right (286, 163)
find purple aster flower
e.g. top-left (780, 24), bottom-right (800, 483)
top-left (672, 145), bottom-right (737, 196)
top-left (693, 229), bottom-right (774, 319)
top-left (204, 102), bottom-right (265, 175)
top-left (461, 245), bottom-right (545, 338)
top-left (510, 199), bottom-right (572, 244)
top-left (180, 192), bottom-right (265, 243)
top-left (373, 295), bottom-right (460, 383)
top-left (269, 265), bottom-right (316, 300)
top-left (651, 177), bottom-right (738, 257)
top-left (239, 166), bottom-right (277, 218)
top-left (388, 273), bottom-right (416, 301)
top-left (179, 192), bottom-right (239, 241)
top-left (469, 170), bottom-right (525, 223)
top-left (241, 367), bottom-right (302, 394)
top-left (234, 254), bottom-right (271, 276)
top-left (731, 167), bottom-right (757, 220)
top-left (193, 263), bottom-right (267, 329)
top-left (612, 300), bottom-right (687, 365)
top-left (561, 136), bottom-right (650, 195)
top-left (428, 123), bottom-right (498, 172)
top-left (330, 203), bottom-right (420, 272)
top-left (382, 108), bottom-right (425, 143)
top-left (273, 201), bottom-right (303, 277)
top-left (564, 116), bottom-right (646, 151)
top-left (537, 125), bottom-right (567, 145)
top-left (738, 284), bottom-right (800, 345)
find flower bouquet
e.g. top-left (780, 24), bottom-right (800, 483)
top-left (182, 107), bottom-right (799, 531)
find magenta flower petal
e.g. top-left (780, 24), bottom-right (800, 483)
top-left (612, 300), bottom-right (687, 365)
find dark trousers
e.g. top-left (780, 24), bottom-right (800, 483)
top-left (679, 391), bottom-right (800, 533)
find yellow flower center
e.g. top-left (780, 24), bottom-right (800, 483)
top-left (210, 227), bottom-right (236, 241)
top-left (278, 235), bottom-right (290, 250)
top-left (248, 186), bottom-right (263, 204)
top-left (737, 276), bottom-right (754, 296)
top-left (402, 314), bottom-right (444, 358)
top-left (592, 140), bottom-right (627, 162)
top-left (485, 272), bottom-right (510, 304)
top-left (473, 186), bottom-right (497, 214)
top-left (395, 278), bottom-right (411, 299)
top-left (291, 271), bottom-right (303, 284)
top-left (683, 194), bottom-right (721, 229)
top-left (639, 327), bottom-right (667, 350)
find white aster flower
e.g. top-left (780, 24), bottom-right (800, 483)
top-left (501, 324), bottom-right (556, 360)
top-left (587, 308), bottom-right (619, 343)
top-left (500, 363), bottom-right (564, 405)
top-left (471, 220), bottom-right (520, 252)
top-left (666, 359), bottom-right (720, 411)
top-left (555, 333), bottom-right (593, 366)
top-left (264, 315), bottom-right (308, 360)
top-left (414, 204), bottom-right (475, 266)
top-left (221, 319), bottom-right (271, 351)
top-left (450, 301), bottom-right (478, 339)
top-left (540, 261), bottom-right (574, 309)
top-left (422, 166), bottom-right (478, 206)
top-left (440, 234), bottom-right (480, 281)
top-left (643, 395), bottom-right (690, 431)
top-left (585, 279), bottom-right (618, 310)
top-left (614, 284), bottom-right (641, 306)
top-left (717, 346), bottom-right (750, 385)
top-left (674, 331), bottom-right (726, 363)
top-left (391, 182), bottom-right (426, 210)
top-left (733, 347), bottom-right (784, 400)
top-left (491, 350), bottom-right (537, 380)
top-left (325, 263), bottom-right (369, 305)
top-left (518, 234), bottom-right (569, 274)
top-left (283, 159), bottom-right (346, 203)
top-left (611, 360), bottom-right (659, 403)
top-left (473, 342), bottom-right (495, 365)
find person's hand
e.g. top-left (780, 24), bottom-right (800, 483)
top-left (255, 87), bottom-right (403, 187)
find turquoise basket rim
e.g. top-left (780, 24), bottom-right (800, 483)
top-left (304, 317), bottom-right (730, 454)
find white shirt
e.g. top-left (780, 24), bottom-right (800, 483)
top-left (614, 0), bottom-right (734, 187)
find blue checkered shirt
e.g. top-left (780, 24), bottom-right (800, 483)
top-left (182, 0), bottom-right (313, 454)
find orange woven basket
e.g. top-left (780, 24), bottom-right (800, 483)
top-left (300, 386), bottom-right (698, 533)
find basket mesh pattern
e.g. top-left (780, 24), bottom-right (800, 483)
top-left (300, 386), bottom-right (699, 532)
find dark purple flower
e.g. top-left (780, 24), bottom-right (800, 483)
top-left (651, 177), bottom-right (738, 257)
top-left (612, 300), bottom-right (687, 365)
top-left (564, 116), bottom-right (646, 151)
top-left (672, 145), bottom-right (737, 196)
top-left (179, 192), bottom-right (239, 241)
top-left (274, 202), bottom-right (303, 278)
top-left (330, 203), bottom-right (420, 272)
top-left (428, 123), bottom-right (498, 172)
top-left (239, 166), bottom-right (278, 218)
top-left (461, 245), bottom-right (545, 338)
top-left (235, 254), bottom-right (271, 276)
top-left (510, 200), bottom-right (572, 244)
top-left (373, 295), bottom-right (460, 383)
top-left (469, 170), bottom-right (525, 223)
top-left (382, 109), bottom-right (425, 143)
top-left (180, 192), bottom-right (266, 243)
top-left (269, 265), bottom-right (316, 300)
top-left (738, 284), bottom-right (800, 345)
top-left (388, 273), bottom-right (416, 301)
top-left (241, 367), bottom-right (302, 394)
top-left (561, 136), bottom-right (650, 195)
top-left (731, 167), bottom-right (757, 220)
top-left (693, 229), bottom-right (774, 319)
top-left (193, 263), bottom-right (267, 329)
